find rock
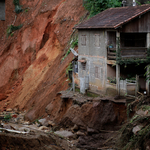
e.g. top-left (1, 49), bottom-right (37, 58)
top-left (6, 108), bottom-right (12, 112)
top-left (132, 125), bottom-right (143, 135)
top-left (87, 127), bottom-right (98, 134)
top-left (136, 109), bottom-right (149, 116)
top-left (76, 131), bottom-right (85, 136)
top-left (54, 130), bottom-right (74, 138)
top-left (23, 121), bottom-right (30, 125)
top-left (39, 126), bottom-right (49, 131)
top-left (19, 127), bottom-right (30, 133)
top-left (2, 124), bottom-right (12, 129)
top-left (38, 118), bottom-right (49, 127)
top-left (72, 124), bottom-right (79, 130)
top-left (48, 120), bottom-right (55, 126)
top-left (13, 108), bottom-right (18, 113)
top-left (71, 124), bottom-right (79, 132)
top-left (0, 93), bottom-right (8, 101)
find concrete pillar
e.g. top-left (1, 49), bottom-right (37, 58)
top-left (116, 32), bottom-right (120, 95)
top-left (146, 33), bottom-right (150, 95)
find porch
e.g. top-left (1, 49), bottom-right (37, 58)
top-left (107, 47), bottom-right (147, 60)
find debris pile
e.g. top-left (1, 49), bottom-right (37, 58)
top-left (0, 91), bottom-right (127, 150)
top-left (118, 95), bottom-right (150, 150)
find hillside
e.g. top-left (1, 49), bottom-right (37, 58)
top-left (0, 0), bottom-right (86, 121)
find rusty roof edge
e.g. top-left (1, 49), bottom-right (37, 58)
top-left (114, 6), bottom-right (150, 29)
top-left (75, 26), bottom-right (114, 29)
top-left (74, 7), bottom-right (114, 29)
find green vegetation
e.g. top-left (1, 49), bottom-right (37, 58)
top-left (62, 37), bottom-right (78, 62)
top-left (86, 91), bottom-right (99, 97)
top-left (136, 0), bottom-right (150, 5)
top-left (107, 77), bottom-right (116, 84)
top-left (116, 37), bottom-right (150, 66)
top-left (118, 116), bottom-right (150, 150)
top-left (4, 113), bottom-right (12, 121)
top-left (13, 0), bottom-right (22, 14)
top-left (25, 8), bottom-right (29, 13)
top-left (66, 63), bottom-right (73, 78)
top-left (83, 0), bottom-right (121, 17)
top-left (118, 96), bottom-right (150, 150)
top-left (6, 24), bottom-right (23, 38)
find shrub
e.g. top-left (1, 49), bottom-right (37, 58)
top-left (6, 24), bottom-right (23, 38)
top-left (83, 0), bottom-right (122, 17)
top-left (13, 0), bottom-right (22, 14)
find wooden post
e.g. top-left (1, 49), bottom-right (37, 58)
top-left (72, 60), bottom-right (75, 93)
top-left (136, 75), bottom-right (139, 97)
top-left (146, 66), bottom-right (150, 95)
top-left (116, 31), bottom-right (120, 95)
top-left (146, 33), bottom-right (150, 95)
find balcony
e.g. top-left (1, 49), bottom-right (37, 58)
top-left (107, 47), bottom-right (147, 60)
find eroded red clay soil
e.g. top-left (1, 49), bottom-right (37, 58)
top-left (0, 0), bottom-right (86, 121)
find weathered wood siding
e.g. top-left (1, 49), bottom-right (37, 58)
top-left (121, 12), bottom-right (150, 32)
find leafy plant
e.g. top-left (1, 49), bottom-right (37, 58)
top-left (13, 0), bottom-right (22, 14)
top-left (4, 113), bottom-right (12, 121)
top-left (62, 38), bottom-right (78, 61)
top-left (6, 24), bottom-right (23, 38)
top-left (145, 1), bottom-right (150, 4)
top-left (61, 49), bottom-right (71, 61)
top-left (83, 0), bottom-right (122, 17)
top-left (107, 77), bottom-right (116, 84)
top-left (116, 39), bottom-right (150, 66)
top-left (66, 63), bottom-right (73, 76)
top-left (71, 38), bottom-right (78, 48)
top-left (145, 65), bottom-right (150, 82)
top-left (25, 8), bottom-right (29, 13)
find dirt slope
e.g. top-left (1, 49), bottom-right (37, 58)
top-left (0, 0), bottom-right (86, 121)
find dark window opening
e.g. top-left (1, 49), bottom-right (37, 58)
top-left (120, 33), bottom-right (146, 47)
top-left (107, 31), bottom-right (116, 48)
top-left (81, 63), bottom-right (86, 70)
top-left (0, 0), bottom-right (5, 20)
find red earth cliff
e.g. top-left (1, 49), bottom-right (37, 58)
top-left (0, 0), bottom-right (87, 121)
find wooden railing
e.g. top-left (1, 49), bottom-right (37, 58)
top-left (107, 47), bottom-right (147, 60)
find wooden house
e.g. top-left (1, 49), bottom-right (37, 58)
top-left (75, 4), bottom-right (150, 96)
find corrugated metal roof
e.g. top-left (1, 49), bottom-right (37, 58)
top-left (75, 4), bottom-right (150, 29)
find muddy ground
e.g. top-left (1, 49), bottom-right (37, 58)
top-left (0, 91), bottom-right (127, 150)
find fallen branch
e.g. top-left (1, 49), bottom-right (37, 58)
top-left (0, 127), bottom-right (29, 134)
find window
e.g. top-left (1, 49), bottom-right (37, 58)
top-left (0, 0), bottom-right (5, 20)
top-left (81, 35), bottom-right (86, 46)
top-left (95, 66), bottom-right (99, 78)
top-left (94, 34), bottom-right (100, 47)
top-left (81, 63), bottom-right (86, 70)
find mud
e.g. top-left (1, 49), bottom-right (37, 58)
top-left (0, 131), bottom-right (62, 150)
top-left (0, 91), bottom-right (127, 150)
